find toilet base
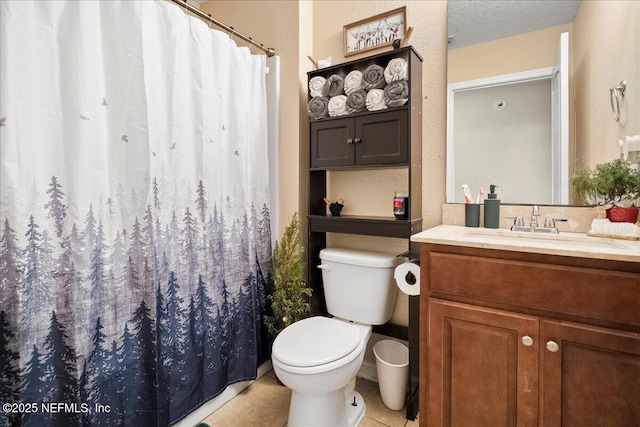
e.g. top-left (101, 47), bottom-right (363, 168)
top-left (288, 390), bottom-right (365, 427)
top-left (346, 391), bottom-right (365, 426)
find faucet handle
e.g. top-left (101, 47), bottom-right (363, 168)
top-left (505, 216), bottom-right (524, 226)
top-left (544, 218), bottom-right (568, 228)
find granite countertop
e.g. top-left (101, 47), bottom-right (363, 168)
top-left (411, 225), bottom-right (640, 263)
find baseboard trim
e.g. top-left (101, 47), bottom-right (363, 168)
top-left (357, 360), bottom-right (378, 383)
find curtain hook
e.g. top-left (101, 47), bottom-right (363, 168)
top-left (207, 14), bottom-right (212, 30)
top-left (248, 37), bottom-right (253, 54)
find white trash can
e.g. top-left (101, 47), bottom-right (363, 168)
top-left (373, 339), bottom-right (409, 410)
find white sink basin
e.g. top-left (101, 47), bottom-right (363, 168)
top-left (463, 228), bottom-right (634, 251)
top-left (411, 225), bottom-right (640, 262)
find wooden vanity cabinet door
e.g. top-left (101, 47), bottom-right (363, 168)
top-left (540, 320), bottom-right (640, 427)
top-left (428, 299), bottom-right (539, 427)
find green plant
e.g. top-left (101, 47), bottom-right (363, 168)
top-left (264, 212), bottom-right (312, 336)
top-left (571, 159), bottom-right (640, 206)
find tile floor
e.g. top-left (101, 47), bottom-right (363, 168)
top-left (198, 370), bottom-right (419, 427)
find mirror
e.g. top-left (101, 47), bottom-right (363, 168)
top-left (446, 0), bottom-right (640, 205)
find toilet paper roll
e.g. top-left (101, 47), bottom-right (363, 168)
top-left (394, 260), bottom-right (420, 296)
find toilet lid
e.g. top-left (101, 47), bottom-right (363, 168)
top-left (272, 317), bottom-right (361, 367)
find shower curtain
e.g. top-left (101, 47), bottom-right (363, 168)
top-left (0, 1), bottom-right (273, 425)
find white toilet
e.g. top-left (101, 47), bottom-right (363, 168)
top-left (271, 247), bottom-right (400, 427)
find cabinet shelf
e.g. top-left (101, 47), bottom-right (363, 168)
top-left (309, 105), bottom-right (408, 123)
top-left (310, 164), bottom-right (408, 172)
top-left (309, 214), bottom-right (422, 238)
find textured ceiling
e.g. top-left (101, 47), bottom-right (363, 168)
top-left (448, 0), bottom-right (580, 49)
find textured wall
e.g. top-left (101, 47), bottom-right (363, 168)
top-left (448, 23), bottom-right (573, 83)
top-left (573, 0), bottom-right (640, 169)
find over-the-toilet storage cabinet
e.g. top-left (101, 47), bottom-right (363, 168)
top-left (307, 46), bottom-right (423, 420)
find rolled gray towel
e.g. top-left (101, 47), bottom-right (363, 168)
top-left (307, 96), bottom-right (329, 120)
top-left (346, 89), bottom-right (367, 113)
top-left (383, 80), bottom-right (409, 107)
top-left (362, 64), bottom-right (386, 90)
top-left (324, 74), bottom-right (345, 98)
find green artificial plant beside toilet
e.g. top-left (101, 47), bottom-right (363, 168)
top-left (264, 212), bottom-right (312, 336)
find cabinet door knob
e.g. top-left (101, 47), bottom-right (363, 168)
top-left (546, 340), bottom-right (560, 353)
top-left (354, 138), bottom-right (361, 144)
top-left (521, 335), bottom-right (534, 347)
top-left (347, 138), bottom-right (354, 144)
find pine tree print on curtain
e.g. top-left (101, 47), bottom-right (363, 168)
top-left (0, 1), bottom-right (273, 425)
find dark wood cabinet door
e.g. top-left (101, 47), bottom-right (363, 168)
top-left (310, 118), bottom-right (354, 168)
top-left (540, 320), bottom-right (640, 427)
top-left (355, 110), bottom-right (408, 166)
top-left (428, 299), bottom-right (539, 427)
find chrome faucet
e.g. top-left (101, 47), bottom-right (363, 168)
top-left (505, 205), bottom-right (567, 234)
top-left (530, 205), bottom-right (540, 228)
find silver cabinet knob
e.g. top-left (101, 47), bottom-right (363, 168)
top-left (546, 340), bottom-right (560, 353)
top-left (347, 138), bottom-right (354, 144)
top-left (521, 335), bottom-right (534, 347)
top-left (354, 138), bottom-right (361, 144)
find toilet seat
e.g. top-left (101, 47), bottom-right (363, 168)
top-left (272, 316), bottom-right (361, 368)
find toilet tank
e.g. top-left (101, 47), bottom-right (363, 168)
top-left (318, 247), bottom-right (400, 325)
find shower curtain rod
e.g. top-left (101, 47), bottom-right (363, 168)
top-left (169, 0), bottom-right (275, 57)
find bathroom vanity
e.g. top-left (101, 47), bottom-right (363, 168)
top-left (412, 225), bottom-right (640, 426)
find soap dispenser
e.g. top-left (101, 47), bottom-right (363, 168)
top-left (484, 185), bottom-right (500, 229)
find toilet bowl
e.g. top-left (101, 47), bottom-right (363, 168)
top-left (272, 316), bottom-right (370, 427)
top-left (271, 248), bottom-right (400, 427)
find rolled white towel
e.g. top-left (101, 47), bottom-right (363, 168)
top-left (309, 76), bottom-right (328, 97)
top-left (344, 70), bottom-right (364, 95)
top-left (589, 218), bottom-right (640, 239)
top-left (328, 95), bottom-right (349, 117)
top-left (384, 57), bottom-right (408, 83)
top-left (365, 89), bottom-right (388, 111)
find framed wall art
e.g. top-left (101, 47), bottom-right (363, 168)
top-left (343, 7), bottom-right (406, 57)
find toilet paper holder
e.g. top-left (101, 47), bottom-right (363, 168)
top-left (395, 252), bottom-right (420, 286)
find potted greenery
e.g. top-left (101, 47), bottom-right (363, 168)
top-left (264, 212), bottom-right (312, 337)
top-left (571, 159), bottom-right (640, 223)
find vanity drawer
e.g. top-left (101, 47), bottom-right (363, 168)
top-left (426, 250), bottom-right (640, 330)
